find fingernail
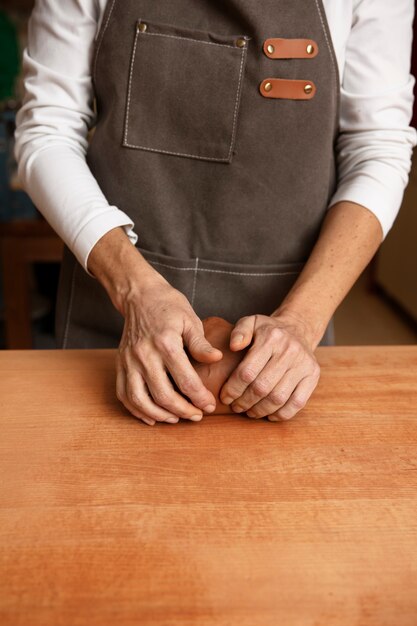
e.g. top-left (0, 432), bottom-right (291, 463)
top-left (202, 404), bottom-right (216, 413)
top-left (166, 417), bottom-right (179, 424)
top-left (268, 416), bottom-right (280, 422)
top-left (189, 414), bottom-right (203, 421)
top-left (222, 397), bottom-right (233, 405)
top-left (232, 333), bottom-right (244, 343)
top-left (142, 418), bottom-right (155, 426)
top-left (232, 404), bottom-right (244, 413)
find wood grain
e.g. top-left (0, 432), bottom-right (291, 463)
top-left (1, 347), bottom-right (417, 626)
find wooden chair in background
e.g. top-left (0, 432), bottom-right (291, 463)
top-left (0, 218), bottom-right (63, 348)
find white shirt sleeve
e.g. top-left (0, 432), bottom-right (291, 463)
top-left (14, 0), bottom-right (137, 274)
top-left (327, 0), bottom-right (417, 237)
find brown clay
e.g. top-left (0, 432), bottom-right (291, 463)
top-left (189, 317), bottom-right (248, 415)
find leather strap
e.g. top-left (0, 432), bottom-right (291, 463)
top-left (263, 38), bottom-right (318, 59)
top-left (259, 78), bottom-right (316, 100)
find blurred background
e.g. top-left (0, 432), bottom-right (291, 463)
top-left (0, 0), bottom-right (416, 349)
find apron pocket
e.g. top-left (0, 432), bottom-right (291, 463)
top-left (193, 256), bottom-right (305, 324)
top-left (123, 18), bottom-right (250, 163)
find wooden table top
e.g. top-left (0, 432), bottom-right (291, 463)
top-left (1, 347), bottom-right (417, 626)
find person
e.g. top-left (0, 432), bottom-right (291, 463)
top-left (14, 0), bottom-right (416, 426)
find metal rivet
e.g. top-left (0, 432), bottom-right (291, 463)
top-left (137, 22), bottom-right (147, 32)
top-left (236, 38), bottom-right (246, 48)
top-left (306, 44), bottom-right (314, 55)
top-left (304, 84), bottom-right (313, 94)
top-left (264, 81), bottom-right (272, 92)
top-left (267, 44), bottom-right (275, 54)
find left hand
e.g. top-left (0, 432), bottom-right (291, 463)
top-left (219, 313), bottom-right (321, 421)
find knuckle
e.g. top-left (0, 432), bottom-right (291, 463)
top-left (291, 395), bottom-right (306, 410)
top-left (165, 343), bottom-right (181, 358)
top-left (152, 388), bottom-right (170, 406)
top-left (312, 362), bottom-right (321, 378)
top-left (270, 390), bottom-right (287, 406)
top-left (239, 367), bottom-right (257, 384)
top-left (251, 378), bottom-right (271, 397)
top-left (192, 318), bottom-right (204, 331)
top-left (177, 375), bottom-right (198, 395)
top-left (287, 340), bottom-right (301, 358)
top-left (155, 331), bottom-right (177, 354)
top-left (269, 326), bottom-right (283, 342)
top-left (127, 390), bottom-right (142, 408)
top-left (132, 342), bottom-right (148, 361)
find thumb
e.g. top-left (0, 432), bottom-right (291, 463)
top-left (230, 316), bottom-right (256, 351)
top-left (184, 325), bottom-right (223, 364)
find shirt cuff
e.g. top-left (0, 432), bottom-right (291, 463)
top-left (72, 208), bottom-right (138, 276)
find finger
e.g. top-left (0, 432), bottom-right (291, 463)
top-left (118, 351), bottom-right (182, 423)
top-left (229, 353), bottom-right (290, 413)
top-left (116, 364), bottom-right (157, 426)
top-left (140, 351), bottom-right (205, 421)
top-left (268, 374), bottom-right (319, 421)
top-left (220, 342), bottom-right (273, 407)
top-left (160, 336), bottom-right (218, 413)
top-left (125, 368), bottom-right (185, 423)
top-left (183, 323), bottom-right (223, 364)
top-left (245, 367), bottom-right (303, 419)
top-left (229, 316), bottom-right (256, 351)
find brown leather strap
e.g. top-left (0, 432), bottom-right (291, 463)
top-left (263, 38), bottom-right (318, 59)
top-left (259, 78), bottom-right (316, 100)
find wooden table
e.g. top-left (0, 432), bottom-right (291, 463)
top-left (1, 347), bottom-right (417, 626)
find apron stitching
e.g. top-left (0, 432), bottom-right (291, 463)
top-left (92, 0), bottom-right (118, 85)
top-left (148, 260), bottom-right (300, 277)
top-left (228, 42), bottom-right (247, 160)
top-left (123, 142), bottom-right (230, 162)
top-left (148, 262), bottom-right (196, 271)
top-left (123, 27), bottom-right (140, 146)
top-left (62, 261), bottom-right (77, 350)
top-left (140, 31), bottom-right (238, 50)
top-left (191, 257), bottom-right (199, 307)
top-left (197, 268), bottom-right (299, 277)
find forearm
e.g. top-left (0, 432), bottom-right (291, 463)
top-left (272, 200), bottom-right (383, 349)
top-left (87, 227), bottom-right (167, 315)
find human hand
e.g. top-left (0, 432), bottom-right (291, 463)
top-left (116, 277), bottom-right (223, 426)
top-left (219, 313), bottom-right (320, 421)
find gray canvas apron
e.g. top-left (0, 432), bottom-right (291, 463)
top-left (56, 0), bottom-right (340, 349)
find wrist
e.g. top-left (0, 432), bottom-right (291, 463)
top-left (87, 227), bottom-right (168, 315)
top-left (110, 266), bottom-right (167, 317)
top-left (270, 304), bottom-right (329, 351)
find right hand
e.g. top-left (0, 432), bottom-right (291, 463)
top-left (116, 275), bottom-right (223, 426)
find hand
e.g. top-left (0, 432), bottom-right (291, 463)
top-left (116, 276), bottom-right (223, 426)
top-left (219, 313), bottom-right (320, 421)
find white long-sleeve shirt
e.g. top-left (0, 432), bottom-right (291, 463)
top-left (14, 0), bottom-right (417, 273)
